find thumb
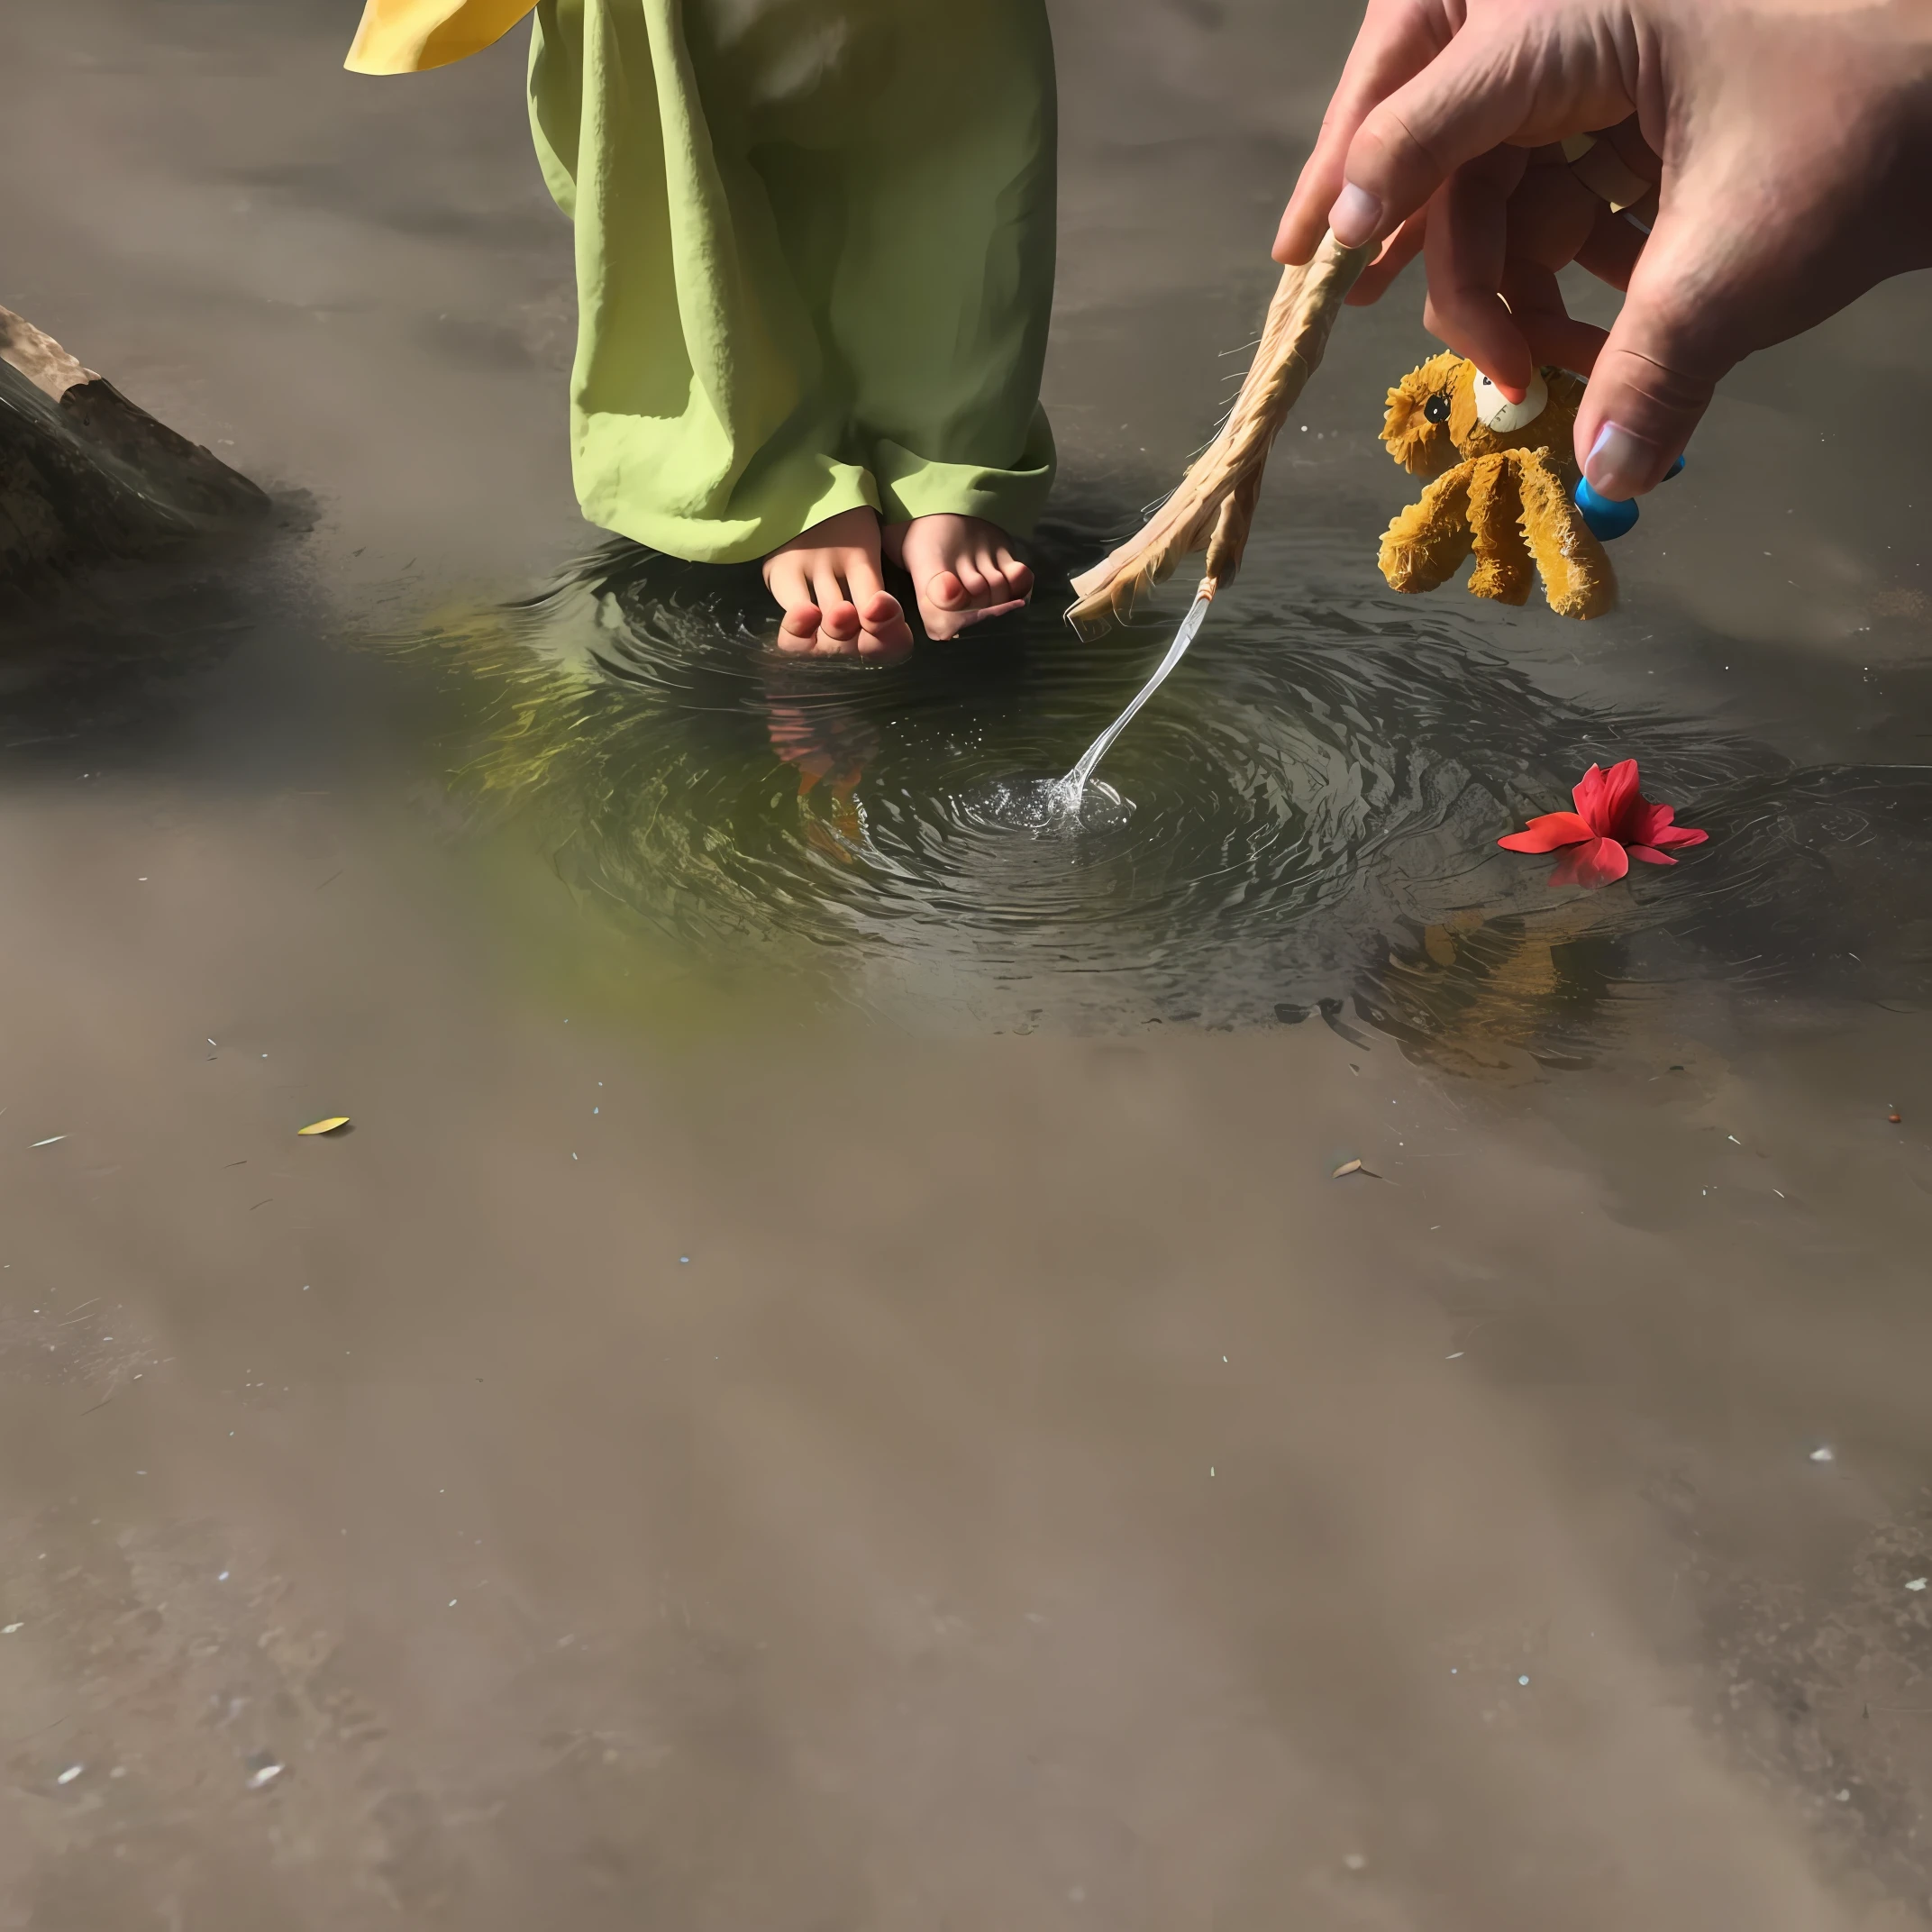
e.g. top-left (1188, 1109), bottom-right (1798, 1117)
top-left (1572, 202), bottom-right (1740, 497)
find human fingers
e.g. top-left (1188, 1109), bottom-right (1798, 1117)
top-left (1565, 121), bottom-right (1659, 290)
top-left (1572, 200), bottom-right (1647, 292)
top-left (1346, 209), bottom-right (1428, 305)
top-left (1274, 0), bottom-right (1454, 265)
top-left (1498, 260), bottom-right (1609, 373)
top-left (1506, 147), bottom-right (1613, 277)
top-left (1421, 147), bottom-right (1533, 396)
top-left (1327, 20), bottom-right (1638, 252)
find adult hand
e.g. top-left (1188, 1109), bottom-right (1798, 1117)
top-left (1274, 1), bottom-right (1932, 499)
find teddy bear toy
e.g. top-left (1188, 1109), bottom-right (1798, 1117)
top-left (1377, 350), bottom-right (1627, 621)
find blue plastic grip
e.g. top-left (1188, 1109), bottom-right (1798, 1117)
top-left (1574, 477), bottom-right (1639, 541)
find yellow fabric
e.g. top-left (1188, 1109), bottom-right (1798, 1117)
top-left (346, 0), bottom-right (538, 74)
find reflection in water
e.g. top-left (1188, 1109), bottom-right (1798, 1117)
top-left (395, 513), bottom-right (1932, 1048)
top-left (767, 697), bottom-right (878, 861)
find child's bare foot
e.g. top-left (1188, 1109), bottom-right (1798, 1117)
top-left (883, 515), bottom-right (1034, 640)
top-left (763, 507), bottom-right (915, 662)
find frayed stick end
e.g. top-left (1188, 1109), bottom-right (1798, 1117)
top-left (1064, 553), bottom-right (1175, 635)
top-left (1061, 232), bottom-right (1369, 638)
top-left (1066, 564), bottom-right (1213, 641)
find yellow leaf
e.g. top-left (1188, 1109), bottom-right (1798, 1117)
top-left (298, 1116), bottom-right (351, 1137)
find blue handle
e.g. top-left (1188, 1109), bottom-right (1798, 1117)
top-left (1574, 477), bottom-right (1639, 541)
top-left (1573, 453), bottom-right (1684, 542)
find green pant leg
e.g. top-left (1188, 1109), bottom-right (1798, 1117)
top-left (828, 0), bottom-right (1057, 534)
top-left (527, 0), bottom-right (877, 563)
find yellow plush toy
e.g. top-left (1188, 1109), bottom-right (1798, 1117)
top-left (1378, 350), bottom-right (1615, 620)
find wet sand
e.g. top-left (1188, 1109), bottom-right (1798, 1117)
top-left (5, 3), bottom-right (1932, 1926)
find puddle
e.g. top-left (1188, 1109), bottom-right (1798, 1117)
top-left (388, 521), bottom-right (1932, 1050)
top-left (5, 2), bottom-right (1932, 1927)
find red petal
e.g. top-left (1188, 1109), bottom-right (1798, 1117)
top-left (1627, 845), bottom-right (1678, 865)
top-left (1647, 824), bottom-right (1708, 849)
top-left (1594, 760), bottom-right (1642, 838)
top-left (1548, 836), bottom-right (1631, 889)
top-left (1499, 810), bottom-right (1595, 853)
top-left (1627, 799), bottom-right (1676, 845)
top-left (1570, 762), bottom-right (1608, 825)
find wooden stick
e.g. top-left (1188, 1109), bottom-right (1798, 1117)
top-left (1065, 231), bottom-right (1372, 637)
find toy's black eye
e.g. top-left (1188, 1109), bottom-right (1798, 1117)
top-left (1423, 393), bottom-right (1452, 424)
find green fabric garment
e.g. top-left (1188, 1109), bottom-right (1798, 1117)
top-left (527, 0), bottom-right (1057, 564)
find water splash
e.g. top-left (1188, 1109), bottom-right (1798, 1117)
top-left (1055, 592), bottom-right (1214, 813)
top-left (958, 776), bottom-right (1134, 835)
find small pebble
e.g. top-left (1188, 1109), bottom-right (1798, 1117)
top-left (1809, 1446), bottom-right (1835, 1463)
top-left (56, 1765), bottom-right (83, 1786)
top-left (1908, 1579), bottom-right (1927, 1592)
top-left (1343, 1854), bottom-right (1367, 1873)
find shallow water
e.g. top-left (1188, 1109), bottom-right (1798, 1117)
top-left (389, 519), bottom-right (1932, 1045)
top-left (5, 2), bottom-right (1932, 1927)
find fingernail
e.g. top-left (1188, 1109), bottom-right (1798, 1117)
top-left (1583, 421), bottom-right (1662, 500)
top-left (1329, 183), bottom-right (1383, 248)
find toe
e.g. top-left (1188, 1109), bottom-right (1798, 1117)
top-left (918, 570), bottom-right (975, 639)
top-left (986, 548), bottom-right (1034, 603)
top-left (811, 570), bottom-right (861, 650)
top-left (927, 569), bottom-right (970, 612)
top-left (949, 597), bottom-right (1029, 633)
top-left (820, 600), bottom-right (861, 643)
top-left (777, 603), bottom-right (822, 653)
top-left (855, 589), bottom-right (914, 661)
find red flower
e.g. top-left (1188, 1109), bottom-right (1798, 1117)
top-left (1498, 759), bottom-right (1709, 888)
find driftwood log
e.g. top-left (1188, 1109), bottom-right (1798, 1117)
top-left (0, 305), bottom-right (268, 588)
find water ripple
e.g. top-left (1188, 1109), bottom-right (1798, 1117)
top-left (396, 514), bottom-right (1932, 1043)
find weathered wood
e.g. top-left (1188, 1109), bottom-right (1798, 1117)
top-left (0, 305), bottom-right (268, 587)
